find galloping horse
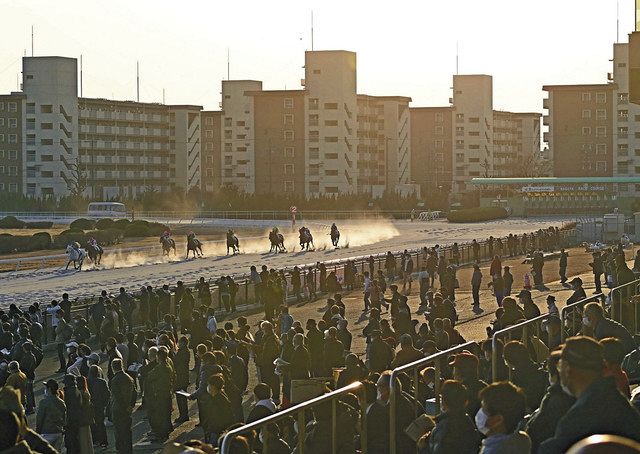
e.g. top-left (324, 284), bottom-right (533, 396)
top-left (85, 241), bottom-right (103, 265)
top-left (330, 223), bottom-right (340, 247)
top-left (65, 244), bottom-right (87, 270)
top-left (226, 230), bottom-right (240, 255)
top-left (187, 232), bottom-right (204, 258)
top-left (269, 228), bottom-right (286, 253)
top-left (299, 226), bottom-right (314, 251)
top-left (160, 235), bottom-right (176, 256)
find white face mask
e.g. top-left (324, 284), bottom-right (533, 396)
top-left (582, 316), bottom-right (591, 327)
top-left (259, 431), bottom-right (264, 443)
top-left (67, 348), bottom-right (74, 354)
top-left (427, 382), bottom-right (435, 390)
top-left (293, 421), bottom-right (299, 434)
top-left (561, 382), bottom-right (573, 397)
top-left (475, 408), bottom-right (491, 435)
top-left (376, 390), bottom-right (384, 401)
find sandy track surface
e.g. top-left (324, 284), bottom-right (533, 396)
top-left (0, 217), bottom-right (572, 307)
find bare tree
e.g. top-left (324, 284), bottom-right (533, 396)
top-left (511, 152), bottom-right (552, 177)
top-left (65, 158), bottom-right (88, 197)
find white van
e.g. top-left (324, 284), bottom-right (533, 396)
top-left (87, 202), bottom-right (127, 218)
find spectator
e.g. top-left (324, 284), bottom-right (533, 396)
top-left (540, 336), bottom-right (640, 453)
top-left (35, 379), bottom-right (66, 452)
top-left (376, 370), bottom-right (415, 454)
top-left (5, 361), bottom-right (27, 408)
top-left (449, 352), bottom-right (487, 418)
top-left (524, 350), bottom-right (575, 452)
top-left (471, 264), bottom-right (482, 310)
top-left (391, 334), bottom-right (424, 368)
top-left (601, 337), bottom-right (631, 398)
top-left (583, 301), bottom-right (635, 354)
top-left (87, 364), bottom-right (110, 448)
top-left (418, 380), bottom-right (480, 454)
top-left (503, 266), bottom-right (514, 297)
top-left (476, 381), bottom-right (531, 454)
top-left (110, 359), bottom-right (134, 454)
top-left (363, 380), bottom-right (389, 454)
top-left (201, 374), bottom-right (235, 446)
top-left (503, 340), bottom-right (548, 411)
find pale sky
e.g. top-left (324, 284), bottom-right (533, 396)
top-left (0, 0), bottom-right (634, 113)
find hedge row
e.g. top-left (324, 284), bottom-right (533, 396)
top-left (0, 232), bottom-right (52, 254)
top-left (52, 229), bottom-right (124, 248)
top-left (0, 216), bottom-right (54, 229)
top-left (446, 206), bottom-right (509, 223)
top-left (69, 218), bottom-right (167, 237)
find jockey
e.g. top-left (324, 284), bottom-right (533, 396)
top-left (88, 237), bottom-right (97, 247)
top-left (161, 230), bottom-right (171, 240)
top-left (187, 231), bottom-right (196, 240)
top-left (331, 223), bottom-right (337, 232)
top-left (72, 241), bottom-right (81, 250)
top-left (227, 229), bottom-right (234, 236)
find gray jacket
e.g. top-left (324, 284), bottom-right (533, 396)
top-left (36, 393), bottom-right (66, 434)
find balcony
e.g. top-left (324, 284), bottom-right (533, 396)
top-left (543, 98), bottom-right (549, 110)
top-left (543, 115), bottom-right (549, 126)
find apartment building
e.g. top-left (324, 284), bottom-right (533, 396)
top-left (542, 84), bottom-right (615, 177)
top-left (409, 107), bottom-right (454, 196)
top-left (356, 95), bottom-right (412, 196)
top-left (0, 56), bottom-right (203, 199)
top-left (0, 93), bottom-right (25, 193)
top-left (220, 80), bottom-right (262, 194)
top-left (201, 110), bottom-right (222, 192)
top-left (492, 111), bottom-right (541, 177)
top-left (249, 90), bottom-right (306, 194)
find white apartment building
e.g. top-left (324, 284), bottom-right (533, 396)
top-left (451, 75), bottom-right (494, 193)
top-left (220, 80), bottom-right (262, 194)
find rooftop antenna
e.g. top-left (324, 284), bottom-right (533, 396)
top-left (136, 61), bottom-right (140, 102)
top-left (456, 41), bottom-right (459, 75)
top-left (31, 26), bottom-right (34, 57)
top-left (162, 88), bottom-right (165, 104)
top-left (311, 11), bottom-right (314, 51)
top-left (80, 54), bottom-right (83, 97)
top-left (16, 74), bottom-right (19, 91)
top-left (617, 0), bottom-right (620, 43)
top-left (227, 48), bottom-right (230, 80)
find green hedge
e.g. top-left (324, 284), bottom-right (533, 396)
top-left (114, 219), bottom-right (131, 230)
top-left (95, 218), bottom-right (116, 230)
top-left (447, 206), bottom-right (509, 223)
top-left (85, 229), bottom-right (123, 245)
top-left (0, 216), bottom-right (26, 229)
top-left (0, 232), bottom-right (52, 253)
top-left (25, 221), bottom-right (54, 229)
top-left (70, 218), bottom-right (96, 230)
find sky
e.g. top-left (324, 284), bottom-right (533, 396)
top-left (0, 0), bottom-right (634, 113)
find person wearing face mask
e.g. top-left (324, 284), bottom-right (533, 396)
top-left (523, 350), bottom-right (576, 453)
top-left (200, 373), bottom-right (235, 447)
top-left (361, 380), bottom-right (390, 454)
top-left (475, 382), bottom-right (531, 454)
top-left (449, 352), bottom-right (487, 418)
top-left (376, 370), bottom-right (415, 454)
top-left (582, 302), bottom-right (635, 354)
top-left (418, 380), bottom-right (480, 454)
top-left (539, 336), bottom-right (640, 454)
top-left (503, 341), bottom-right (548, 412)
top-left (541, 316), bottom-right (562, 350)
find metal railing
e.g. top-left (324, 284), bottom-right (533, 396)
top-left (608, 279), bottom-right (640, 335)
top-left (389, 341), bottom-right (478, 454)
top-left (560, 293), bottom-right (605, 342)
top-left (219, 381), bottom-right (367, 454)
top-left (491, 314), bottom-right (553, 382)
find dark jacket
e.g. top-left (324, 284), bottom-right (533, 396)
top-left (290, 345), bottom-right (311, 380)
top-left (229, 354), bottom-right (248, 394)
top-left (36, 393), bottom-right (66, 434)
top-left (594, 317), bottom-right (636, 354)
top-left (366, 401), bottom-right (390, 454)
top-left (539, 377), bottom-right (640, 454)
top-left (110, 370), bottom-right (135, 416)
top-left (88, 376), bottom-right (110, 411)
top-left (63, 385), bottom-right (82, 431)
top-left (422, 409), bottom-right (480, 454)
top-left (246, 401), bottom-right (275, 424)
top-left (174, 346), bottom-right (190, 390)
top-left (524, 383), bottom-right (575, 453)
top-left (512, 362), bottom-right (548, 412)
top-left (201, 391), bottom-right (235, 437)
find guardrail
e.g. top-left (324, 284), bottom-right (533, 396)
top-left (389, 341), bottom-right (478, 454)
top-left (33, 228), bottom-right (575, 345)
top-left (609, 279), bottom-right (640, 335)
top-left (219, 381), bottom-right (367, 454)
top-left (491, 314), bottom-right (553, 382)
top-left (560, 293), bottom-right (605, 342)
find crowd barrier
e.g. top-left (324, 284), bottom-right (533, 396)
top-left (559, 294), bottom-right (605, 342)
top-left (388, 341), bottom-right (478, 454)
top-left (219, 381), bottom-right (367, 454)
top-left (37, 228), bottom-right (575, 345)
top-left (609, 279), bottom-right (640, 335)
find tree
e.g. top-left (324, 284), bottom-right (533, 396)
top-left (510, 151), bottom-right (552, 178)
top-left (65, 158), bottom-right (88, 198)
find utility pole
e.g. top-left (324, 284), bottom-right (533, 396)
top-left (80, 54), bottom-right (83, 97)
top-left (227, 48), bottom-right (230, 80)
top-left (31, 26), bottom-right (34, 57)
top-left (311, 11), bottom-right (314, 51)
top-left (136, 61), bottom-right (140, 102)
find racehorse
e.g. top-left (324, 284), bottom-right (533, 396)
top-left (226, 230), bottom-right (240, 255)
top-left (330, 224), bottom-right (340, 247)
top-left (160, 235), bottom-right (176, 256)
top-left (65, 244), bottom-right (87, 270)
top-left (187, 233), bottom-right (204, 258)
top-left (85, 241), bottom-right (103, 265)
top-left (299, 227), bottom-right (314, 251)
top-left (269, 229), bottom-right (286, 253)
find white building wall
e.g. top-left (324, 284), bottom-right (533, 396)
top-left (171, 107), bottom-right (202, 191)
top-left (221, 80), bottom-right (261, 194)
top-left (22, 57), bottom-right (78, 198)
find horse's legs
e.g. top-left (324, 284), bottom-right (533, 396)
top-left (65, 260), bottom-right (70, 270)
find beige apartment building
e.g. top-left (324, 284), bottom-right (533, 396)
top-left (0, 93), bottom-right (26, 193)
top-left (542, 84), bottom-right (616, 177)
top-left (492, 111), bottom-right (541, 177)
top-left (201, 110), bottom-right (222, 193)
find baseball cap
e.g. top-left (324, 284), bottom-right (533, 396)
top-left (43, 379), bottom-right (59, 391)
top-left (569, 277), bottom-right (583, 286)
top-left (448, 351), bottom-right (478, 368)
top-left (561, 336), bottom-right (604, 372)
top-left (65, 341), bottom-right (79, 349)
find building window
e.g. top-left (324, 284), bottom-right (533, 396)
top-left (236, 120), bottom-right (245, 126)
top-left (596, 143), bottom-right (607, 154)
top-left (309, 131), bottom-right (319, 143)
top-left (8, 183), bottom-right (17, 192)
top-left (435, 112), bottom-right (443, 122)
top-left (205, 117), bottom-right (214, 126)
top-left (284, 181), bottom-right (294, 192)
top-left (596, 92), bottom-right (606, 103)
top-left (284, 164), bottom-right (294, 174)
top-left (455, 113), bottom-right (464, 122)
top-left (324, 120), bottom-right (338, 127)
top-left (284, 147), bottom-right (295, 158)
top-left (309, 98), bottom-right (319, 110)
top-left (581, 127), bottom-right (591, 136)
top-left (469, 117), bottom-right (480, 123)
top-left (469, 131), bottom-right (480, 136)
top-left (619, 110), bottom-right (629, 120)
top-left (8, 118), bottom-right (17, 128)
top-left (8, 150), bottom-right (17, 160)
top-left (595, 161), bottom-right (607, 172)
top-left (325, 152), bottom-right (338, 159)
top-left (324, 136), bottom-right (338, 143)
top-left (283, 114), bottom-right (294, 126)
top-left (581, 109), bottom-right (591, 119)
top-left (435, 126), bottom-right (444, 135)
top-left (309, 147), bottom-right (319, 159)
top-left (8, 166), bottom-right (17, 176)
top-left (8, 102), bottom-right (17, 112)
top-left (324, 169), bottom-right (339, 176)
top-left (284, 130), bottom-right (294, 141)
top-left (596, 110), bottom-right (607, 120)
top-left (224, 117), bottom-right (232, 127)
top-left (8, 134), bottom-right (17, 144)
top-left (40, 104), bottom-right (53, 113)
top-left (224, 130), bottom-right (232, 139)
top-left (0, 103), bottom-right (3, 111)
top-left (596, 126), bottom-right (606, 137)
top-left (434, 140), bottom-right (444, 148)
top-left (206, 143), bottom-right (214, 151)
top-left (324, 103), bottom-right (338, 110)
top-left (581, 93), bottom-right (592, 102)
top-left (284, 98), bottom-right (294, 109)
